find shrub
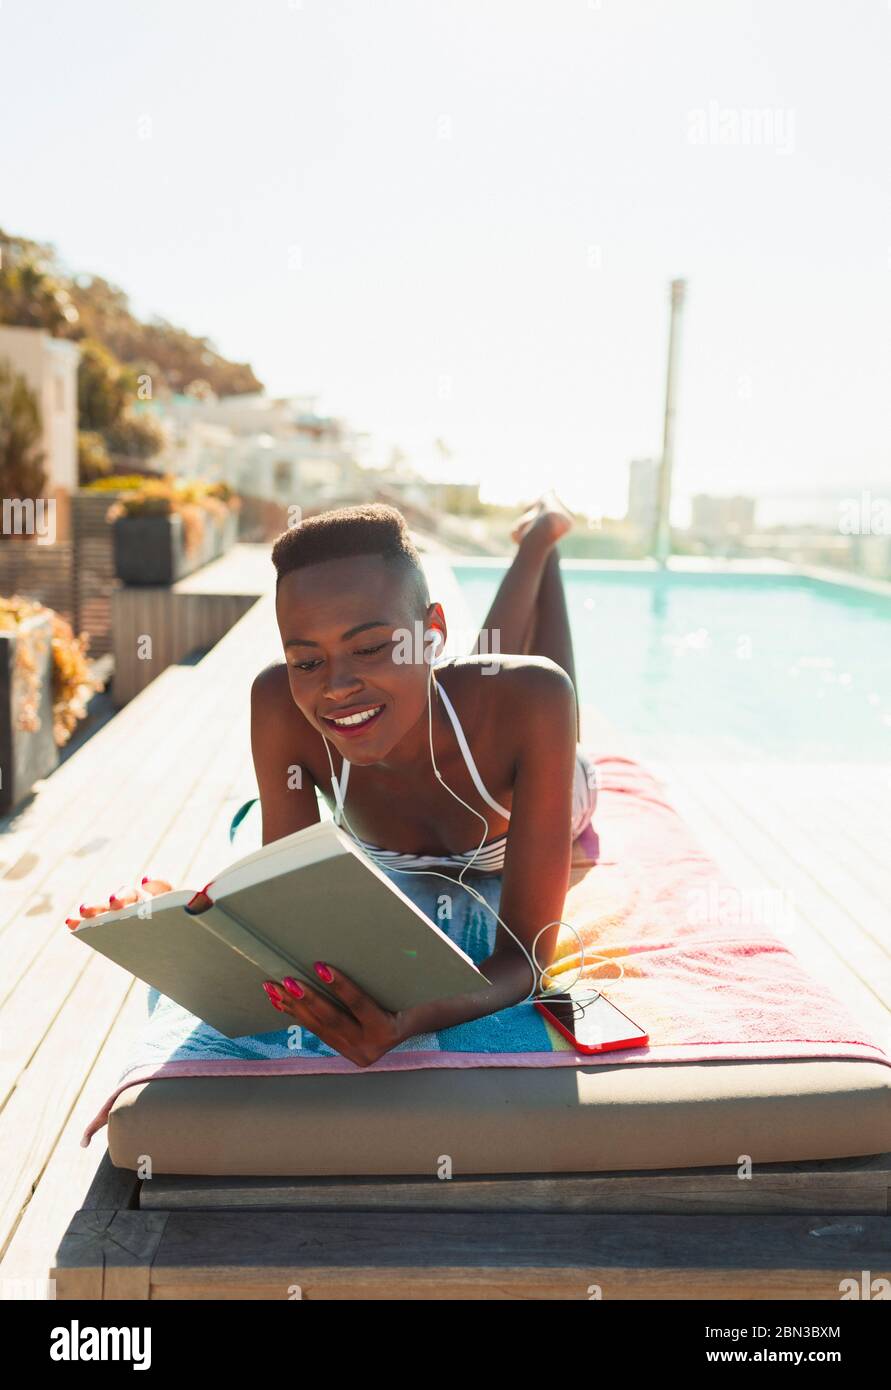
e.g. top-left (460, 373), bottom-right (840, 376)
top-left (102, 411), bottom-right (166, 463)
top-left (0, 359), bottom-right (47, 501)
top-left (77, 431), bottom-right (112, 485)
top-left (82, 473), bottom-right (157, 492)
top-left (0, 595), bottom-right (102, 746)
top-left (77, 338), bottom-right (133, 431)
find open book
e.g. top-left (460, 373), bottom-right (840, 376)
top-left (71, 820), bottom-right (492, 1038)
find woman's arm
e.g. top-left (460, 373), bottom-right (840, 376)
top-left (396, 662), bottom-right (578, 1038)
top-left (251, 663), bottom-right (322, 845)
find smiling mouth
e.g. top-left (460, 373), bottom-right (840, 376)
top-left (320, 703), bottom-right (386, 735)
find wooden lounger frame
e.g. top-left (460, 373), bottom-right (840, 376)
top-left (50, 1151), bottom-right (891, 1300)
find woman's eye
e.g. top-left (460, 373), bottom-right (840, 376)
top-left (290, 643), bottom-right (387, 673)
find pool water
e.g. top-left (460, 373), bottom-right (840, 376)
top-left (450, 566), bottom-right (891, 764)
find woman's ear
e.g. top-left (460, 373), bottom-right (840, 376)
top-left (425, 603), bottom-right (447, 656)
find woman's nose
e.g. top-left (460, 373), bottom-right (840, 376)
top-left (323, 658), bottom-right (362, 697)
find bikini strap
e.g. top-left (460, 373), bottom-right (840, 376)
top-left (334, 678), bottom-right (511, 825)
top-left (334, 756), bottom-right (350, 825)
top-left (435, 680), bottom-right (511, 820)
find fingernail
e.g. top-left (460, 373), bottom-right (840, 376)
top-left (283, 977), bottom-right (304, 999)
top-left (141, 876), bottom-right (149, 885)
top-left (65, 918), bottom-right (79, 929)
top-left (79, 904), bottom-right (87, 914)
top-left (262, 982), bottom-right (284, 1007)
top-left (314, 961), bottom-right (333, 983)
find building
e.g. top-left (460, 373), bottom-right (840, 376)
top-left (689, 494), bottom-right (757, 543)
top-left (626, 458), bottom-right (660, 537)
top-left (0, 325), bottom-right (80, 541)
top-left (144, 391), bottom-right (366, 508)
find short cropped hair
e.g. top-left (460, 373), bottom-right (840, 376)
top-left (271, 503), bottom-right (430, 616)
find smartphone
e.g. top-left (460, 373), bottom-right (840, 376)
top-left (535, 983), bottom-right (648, 1055)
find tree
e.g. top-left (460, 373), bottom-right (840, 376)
top-left (102, 411), bottom-right (166, 464)
top-left (76, 338), bottom-right (134, 430)
top-left (0, 232), bottom-right (79, 335)
top-left (77, 431), bottom-right (112, 485)
top-left (0, 358), bottom-right (47, 501)
top-left (1, 227), bottom-right (264, 398)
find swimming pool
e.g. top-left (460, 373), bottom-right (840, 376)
top-left (450, 564), bottom-right (891, 764)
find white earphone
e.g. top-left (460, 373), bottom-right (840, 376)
top-left (320, 618), bottom-right (624, 1018)
top-left (425, 626), bottom-right (444, 661)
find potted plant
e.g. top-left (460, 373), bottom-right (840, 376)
top-left (101, 476), bottom-right (240, 585)
top-left (0, 597), bottom-right (102, 812)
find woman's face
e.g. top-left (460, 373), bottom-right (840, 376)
top-left (275, 553), bottom-right (444, 765)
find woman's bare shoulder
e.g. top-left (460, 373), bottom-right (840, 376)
top-left (250, 662), bottom-right (321, 765)
top-left (438, 655), bottom-right (575, 748)
top-left (251, 660), bottom-right (293, 712)
top-left (441, 652), bottom-right (574, 693)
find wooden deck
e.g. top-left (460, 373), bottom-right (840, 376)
top-left (0, 551), bottom-right (474, 1296)
top-left (1, 550), bottom-right (889, 1298)
top-left (647, 753), bottom-right (891, 1053)
top-left (110, 542), bottom-right (277, 706)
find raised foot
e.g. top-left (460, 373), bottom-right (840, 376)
top-left (510, 490), bottom-right (576, 545)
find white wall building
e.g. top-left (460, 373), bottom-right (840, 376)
top-left (0, 325), bottom-right (80, 540)
top-left (154, 391), bottom-right (364, 506)
top-left (626, 457), bottom-right (660, 536)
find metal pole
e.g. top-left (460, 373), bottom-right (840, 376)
top-left (654, 278), bottom-right (686, 565)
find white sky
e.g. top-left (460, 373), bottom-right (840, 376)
top-left (2, 0), bottom-right (890, 520)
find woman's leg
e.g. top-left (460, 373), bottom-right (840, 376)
top-left (470, 527), bottom-right (553, 658)
top-left (529, 548), bottom-right (580, 738)
top-left (471, 497), bottom-right (581, 736)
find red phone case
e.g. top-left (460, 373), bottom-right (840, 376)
top-left (534, 994), bottom-right (649, 1055)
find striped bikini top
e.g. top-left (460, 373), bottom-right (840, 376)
top-left (333, 678), bottom-right (511, 874)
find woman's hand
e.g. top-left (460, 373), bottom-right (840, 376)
top-left (262, 961), bottom-right (408, 1068)
top-left (65, 877), bottom-right (173, 930)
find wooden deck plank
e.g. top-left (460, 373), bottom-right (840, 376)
top-left (649, 757), bottom-right (891, 1045)
top-left (0, 667), bottom-right (248, 1111)
top-left (140, 1153), bottom-right (891, 1216)
top-left (651, 751), bottom-right (891, 1024)
top-left (0, 593), bottom-right (276, 1012)
top-left (718, 762), bottom-right (891, 960)
top-left (51, 1210), bottom-right (891, 1301)
top-left (0, 596), bottom-right (280, 1278)
top-left (0, 700), bottom-right (264, 1289)
top-left (0, 985), bottom-right (145, 1294)
top-left (0, 665), bottom-right (202, 933)
top-left (0, 951), bottom-right (136, 1263)
top-left (736, 763), bottom-right (891, 920)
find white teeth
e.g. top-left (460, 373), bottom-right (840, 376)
top-left (330, 705), bottom-right (382, 727)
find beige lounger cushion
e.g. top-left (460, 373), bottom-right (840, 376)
top-left (107, 1057), bottom-right (891, 1175)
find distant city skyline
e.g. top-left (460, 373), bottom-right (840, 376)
top-left (3, 0), bottom-right (889, 526)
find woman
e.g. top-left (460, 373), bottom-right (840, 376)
top-left (69, 492), bottom-right (597, 1066)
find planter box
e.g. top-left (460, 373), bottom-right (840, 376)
top-left (0, 612), bottom-right (59, 813)
top-left (112, 510), bottom-right (238, 586)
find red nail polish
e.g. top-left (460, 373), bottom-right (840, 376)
top-left (283, 977), bottom-right (304, 999)
top-left (263, 982), bottom-right (284, 1006)
top-left (141, 876), bottom-right (149, 885)
top-left (314, 961), bottom-right (333, 983)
